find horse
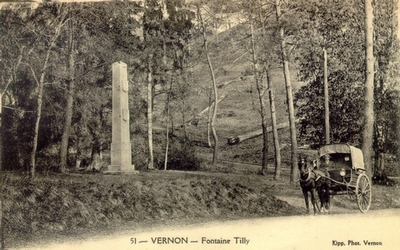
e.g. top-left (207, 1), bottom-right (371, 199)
top-left (298, 156), bottom-right (320, 215)
top-left (314, 157), bottom-right (331, 213)
top-left (298, 157), bottom-right (331, 214)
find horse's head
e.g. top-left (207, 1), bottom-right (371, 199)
top-left (298, 156), bottom-right (308, 174)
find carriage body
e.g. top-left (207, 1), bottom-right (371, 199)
top-left (316, 144), bottom-right (372, 212)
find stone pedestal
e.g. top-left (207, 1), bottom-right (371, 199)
top-left (104, 62), bottom-right (138, 174)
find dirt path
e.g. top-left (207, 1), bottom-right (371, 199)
top-left (17, 209), bottom-right (400, 250)
top-left (276, 195), bottom-right (356, 214)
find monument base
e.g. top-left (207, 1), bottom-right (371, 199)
top-left (104, 165), bottom-right (139, 175)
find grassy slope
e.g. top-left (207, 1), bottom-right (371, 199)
top-left (3, 171), bottom-right (300, 248)
top-left (134, 22), bottom-right (306, 170)
top-left (163, 23), bottom-right (305, 168)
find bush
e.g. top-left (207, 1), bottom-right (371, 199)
top-left (160, 139), bottom-right (201, 171)
top-left (131, 135), bottom-right (151, 170)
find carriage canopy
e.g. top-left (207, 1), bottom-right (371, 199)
top-left (318, 144), bottom-right (365, 170)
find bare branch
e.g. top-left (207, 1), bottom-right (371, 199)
top-left (23, 62), bottom-right (40, 86)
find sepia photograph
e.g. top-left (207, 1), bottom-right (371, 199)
top-left (1, 0), bottom-right (399, 249)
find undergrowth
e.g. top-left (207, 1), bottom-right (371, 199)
top-left (2, 172), bottom-right (299, 247)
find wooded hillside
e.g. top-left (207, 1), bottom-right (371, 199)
top-left (1, 0), bottom-right (399, 178)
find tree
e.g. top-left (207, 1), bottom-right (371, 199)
top-left (20, 3), bottom-right (71, 178)
top-left (250, 19), bottom-right (269, 175)
top-left (294, 0), bottom-right (365, 146)
top-left (361, 0), bottom-right (375, 176)
top-left (141, 0), bottom-right (194, 169)
top-left (197, 4), bottom-right (219, 167)
top-left (275, 0), bottom-right (298, 182)
top-left (323, 48), bottom-right (330, 144)
top-left (261, 12), bottom-right (282, 180)
top-left (162, 0), bottom-right (194, 169)
top-left (294, 0), bottom-right (398, 176)
top-left (268, 85), bottom-right (281, 180)
top-left (142, 0), bottom-right (161, 169)
top-left (1, 1), bottom-right (145, 174)
top-left (72, 1), bottom-right (142, 170)
top-left (244, 0), bottom-right (270, 175)
top-left (371, 0), bottom-right (399, 176)
top-left (237, 0), bottom-right (284, 178)
top-left (1, 3), bottom-right (30, 173)
top-left (59, 18), bottom-right (75, 173)
top-left (146, 53), bottom-right (155, 169)
top-left (1, 4), bottom-right (32, 172)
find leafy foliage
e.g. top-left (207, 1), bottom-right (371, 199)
top-left (293, 0), bottom-right (399, 155)
top-left (1, 0), bottom-right (398, 174)
top-left (295, 71), bottom-right (363, 145)
top-left (372, 0), bottom-right (400, 155)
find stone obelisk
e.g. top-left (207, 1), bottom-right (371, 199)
top-left (105, 62), bottom-right (137, 174)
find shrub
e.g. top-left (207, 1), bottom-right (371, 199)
top-left (160, 139), bottom-right (201, 171)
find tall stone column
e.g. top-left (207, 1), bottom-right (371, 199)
top-left (105, 62), bottom-right (138, 174)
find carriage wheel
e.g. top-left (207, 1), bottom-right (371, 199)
top-left (356, 173), bottom-right (372, 213)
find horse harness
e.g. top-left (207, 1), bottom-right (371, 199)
top-left (299, 167), bottom-right (321, 184)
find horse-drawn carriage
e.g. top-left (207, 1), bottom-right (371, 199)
top-left (299, 143), bottom-right (372, 214)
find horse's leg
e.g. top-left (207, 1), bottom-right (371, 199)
top-left (317, 187), bottom-right (325, 213)
top-left (320, 196), bottom-right (326, 213)
top-left (310, 188), bottom-right (320, 215)
top-left (302, 189), bottom-right (310, 214)
top-left (318, 182), bottom-right (330, 214)
top-left (323, 183), bottom-right (330, 214)
top-left (325, 197), bottom-right (330, 214)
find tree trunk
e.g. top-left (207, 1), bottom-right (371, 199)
top-left (267, 75), bottom-right (282, 180)
top-left (227, 120), bottom-right (295, 144)
top-left (0, 94), bottom-right (2, 166)
top-left (31, 76), bottom-right (45, 178)
top-left (207, 69), bottom-right (213, 147)
top-left (275, 0), bottom-right (298, 183)
top-left (0, 80), bottom-right (3, 250)
top-left (162, 4), bottom-right (168, 171)
top-left (181, 97), bottom-right (187, 138)
top-left (88, 142), bottom-right (102, 171)
top-left (30, 40), bottom-right (56, 179)
top-left (250, 20), bottom-right (268, 175)
top-left (259, 7), bottom-right (280, 179)
top-left (323, 48), bottom-right (330, 145)
top-left (75, 141), bottom-right (82, 169)
top-left (60, 20), bottom-right (75, 173)
top-left (376, 153), bottom-right (385, 176)
top-left (86, 105), bottom-right (105, 171)
top-left (362, 0), bottom-right (375, 176)
top-left (198, 6), bottom-right (218, 166)
top-left (269, 87), bottom-right (282, 180)
top-left (147, 53), bottom-right (154, 169)
top-left (28, 8), bottom-right (67, 178)
top-left (164, 75), bottom-right (174, 171)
